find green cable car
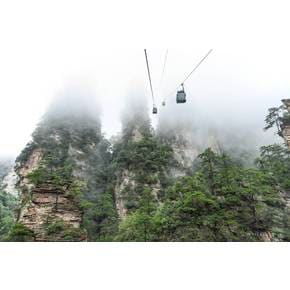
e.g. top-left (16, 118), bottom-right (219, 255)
top-left (176, 84), bottom-right (186, 104)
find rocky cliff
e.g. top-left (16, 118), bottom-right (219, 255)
top-left (4, 94), bottom-right (289, 242)
top-left (112, 107), bottom-right (168, 219)
top-left (12, 93), bottom-right (108, 241)
top-left (15, 146), bottom-right (86, 241)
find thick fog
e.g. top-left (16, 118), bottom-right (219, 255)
top-left (1, 47), bottom-right (288, 158)
top-left (1, 1), bottom-right (290, 157)
top-left (43, 84), bottom-right (101, 122)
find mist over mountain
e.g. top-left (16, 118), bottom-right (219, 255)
top-left (0, 47), bottom-right (289, 242)
top-left (0, 88), bottom-right (289, 242)
top-left (44, 85), bottom-right (101, 122)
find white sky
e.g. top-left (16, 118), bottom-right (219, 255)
top-left (0, 0), bottom-right (290, 157)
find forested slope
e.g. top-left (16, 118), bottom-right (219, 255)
top-left (1, 98), bottom-right (290, 242)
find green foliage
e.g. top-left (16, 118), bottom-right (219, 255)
top-left (44, 220), bottom-right (86, 241)
top-left (82, 192), bottom-right (118, 241)
top-left (0, 190), bottom-right (17, 241)
top-left (62, 227), bottom-right (86, 241)
top-left (256, 144), bottom-right (290, 190)
top-left (9, 102), bottom-right (290, 242)
top-left (27, 155), bottom-right (74, 188)
top-left (264, 106), bottom-right (284, 135)
top-left (6, 223), bottom-right (35, 242)
top-left (67, 180), bottom-right (86, 198)
top-left (264, 105), bottom-right (290, 137)
top-left (112, 134), bottom-right (174, 214)
top-left (113, 137), bottom-right (174, 174)
top-left (115, 187), bottom-right (157, 241)
top-left (45, 220), bottom-right (65, 235)
top-left (254, 144), bottom-right (290, 240)
top-left (26, 165), bottom-right (47, 186)
top-left (113, 105), bottom-right (290, 242)
top-left (116, 148), bottom-right (288, 241)
top-left (13, 111), bottom-right (113, 241)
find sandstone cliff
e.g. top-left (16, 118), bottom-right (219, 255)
top-left (15, 147), bottom-right (86, 241)
top-left (12, 93), bottom-right (106, 241)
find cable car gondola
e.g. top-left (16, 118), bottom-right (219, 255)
top-left (162, 101), bottom-right (166, 106)
top-left (163, 49), bottom-right (213, 106)
top-left (152, 106), bottom-right (158, 114)
top-left (176, 84), bottom-right (186, 104)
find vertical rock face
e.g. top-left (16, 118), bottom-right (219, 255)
top-left (157, 124), bottom-right (222, 178)
top-left (281, 99), bottom-right (290, 149)
top-left (14, 93), bottom-right (105, 241)
top-left (113, 117), bottom-right (152, 218)
top-left (114, 169), bottom-right (136, 218)
top-left (112, 98), bottom-right (172, 218)
top-left (17, 148), bottom-right (43, 192)
top-left (18, 182), bottom-right (85, 241)
top-left (15, 147), bottom-right (86, 241)
top-left (112, 97), bottom-right (224, 220)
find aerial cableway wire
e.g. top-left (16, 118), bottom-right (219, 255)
top-left (181, 49), bottom-right (213, 85)
top-left (164, 49), bottom-right (213, 101)
top-left (159, 49), bottom-right (168, 90)
top-left (144, 49), bottom-right (156, 106)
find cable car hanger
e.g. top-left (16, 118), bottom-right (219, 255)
top-left (144, 49), bottom-right (158, 114)
top-left (163, 49), bottom-right (213, 104)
